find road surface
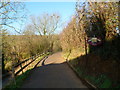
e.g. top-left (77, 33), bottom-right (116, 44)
top-left (21, 52), bottom-right (88, 88)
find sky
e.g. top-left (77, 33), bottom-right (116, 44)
top-left (22, 2), bottom-right (76, 34)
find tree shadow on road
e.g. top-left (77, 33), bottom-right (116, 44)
top-left (21, 60), bottom-right (89, 88)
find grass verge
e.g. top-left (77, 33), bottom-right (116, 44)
top-left (69, 58), bottom-right (120, 88)
top-left (3, 69), bottom-right (31, 90)
top-left (3, 53), bottom-right (50, 90)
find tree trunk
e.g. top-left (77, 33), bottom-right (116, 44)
top-left (2, 54), bottom-right (5, 74)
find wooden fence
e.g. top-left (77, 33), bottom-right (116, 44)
top-left (14, 53), bottom-right (47, 76)
top-left (2, 52), bottom-right (49, 79)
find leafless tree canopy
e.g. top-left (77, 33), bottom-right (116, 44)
top-left (0, 2), bottom-right (27, 33)
top-left (29, 13), bottom-right (60, 35)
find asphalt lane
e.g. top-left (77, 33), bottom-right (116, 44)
top-left (21, 52), bottom-right (88, 88)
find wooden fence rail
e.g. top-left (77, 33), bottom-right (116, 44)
top-left (34, 56), bottom-right (48, 68)
top-left (2, 52), bottom-right (49, 79)
top-left (2, 52), bottom-right (50, 87)
top-left (14, 53), bottom-right (45, 76)
top-left (14, 53), bottom-right (43, 68)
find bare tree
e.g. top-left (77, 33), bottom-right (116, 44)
top-left (30, 13), bottom-right (60, 35)
top-left (29, 13), bottom-right (60, 52)
top-left (23, 24), bottom-right (35, 35)
top-left (0, 2), bottom-right (27, 33)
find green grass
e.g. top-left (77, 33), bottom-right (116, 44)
top-left (3, 53), bottom-right (50, 90)
top-left (3, 69), bottom-right (31, 90)
top-left (63, 45), bottom-right (120, 88)
top-left (100, 79), bottom-right (112, 88)
top-left (73, 65), bottom-right (119, 88)
top-left (68, 58), bottom-right (119, 88)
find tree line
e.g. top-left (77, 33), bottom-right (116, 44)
top-left (60, 1), bottom-right (120, 86)
top-left (1, 2), bottom-right (61, 73)
top-left (60, 1), bottom-right (119, 57)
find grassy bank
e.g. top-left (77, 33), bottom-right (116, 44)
top-left (3, 69), bottom-right (31, 89)
top-left (62, 48), bottom-right (120, 88)
top-left (3, 53), bottom-right (50, 89)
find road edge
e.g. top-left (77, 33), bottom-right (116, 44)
top-left (66, 59), bottom-right (97, 90)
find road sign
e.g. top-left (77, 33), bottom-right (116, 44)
top-left (87, 37), bottom-right (102, 46)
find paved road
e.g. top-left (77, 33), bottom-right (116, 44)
top-left (21, 52), bottom-right (88, 88)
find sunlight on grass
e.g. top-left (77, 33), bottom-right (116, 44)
top-left (62, 47), bottom-right (85, 60)
top-left (3, 53), bottom-right (49, 89)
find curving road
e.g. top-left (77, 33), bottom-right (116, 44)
top-left (21, 52), bottom-right (88, 88)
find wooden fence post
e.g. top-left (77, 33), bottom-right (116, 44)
top-left (11, 52), bottom-right (16, 85)
top-left (11, 65), bottom-right (16, 85)
top-left (14, 53), bottom-right (43, 76)
top-left (20, 62), bottom-right (24, 74)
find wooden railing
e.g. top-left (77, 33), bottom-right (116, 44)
top-left (14, 53), bottom-right (47, 76)
top-left (2, 52), bottom-right (50, 87)
top-left (2, 52), bottom-right (50, 79)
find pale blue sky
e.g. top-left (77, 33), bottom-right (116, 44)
top-left (25, 2), bottom-right (76, 16)
top-left (9, 2), bottom-right (77, 34)
top-left (24, 2), bottom-right (76, 34)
